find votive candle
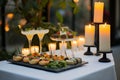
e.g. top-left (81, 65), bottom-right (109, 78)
top-left (71, 40), bottom-right (77, 48)
top-left (77, 36), bottom-right (85, 47)
top-left (30, 46), bottom-right (39, 53)
top-left (48, 43), bottom-right (56, 51)
top-left (22, 48), bottom-right (30, 56)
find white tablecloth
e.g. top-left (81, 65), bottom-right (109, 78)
top-left (0, 48), bottom-right (117, 80)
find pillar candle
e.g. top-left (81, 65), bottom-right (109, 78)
top-left (22, 48), bottom-right (30, 56)
top-left (93, 2), bottom-right (104, 23)
top-left (99, 23), bottom-right (111, 52)
top-left (30, 46), bottom-right (39, 53)
top-left (85, 24), bottom-right (95, 45)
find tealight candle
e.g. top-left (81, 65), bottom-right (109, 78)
top-left (22, 48), bottom-right (30, 56)
top-left (85, 24), bottom-right (95, 45)
top-left (30, 46), bottom-right (39, 53)
top-left (99, 23), bottom-right (111, 52)
top-left (93, 2), bottom-right (104, 23)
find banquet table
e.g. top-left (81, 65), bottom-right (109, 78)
top-left (0, 48), bottom-right (117, 80)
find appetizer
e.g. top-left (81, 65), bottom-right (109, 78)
top-left (23, 56), bottom-right (29, 63)
top-left (13, 55), bottom-right (23, 61)
top-left (29, 58), bottom-right (40, 64)
top-left (39, 59), bottom-right (50, 66)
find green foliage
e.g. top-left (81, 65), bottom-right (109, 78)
top-left (73, 6), bottom-right (79, 14)
top-left (58, 0), bottom-right (67, 9)
top-left (54, 0), bottom-right (79, 24)
top-left (0, 50), bottom-right (16, 60)
top-left (46, 60), bottom-right (67, 69)
top-left (13, 0), bottom-right (49, 27)
top-left (56, 11), bottom-right (63, 24)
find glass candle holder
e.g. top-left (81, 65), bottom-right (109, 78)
top-left (59, 42), bottom-right (67, 57)
top-left (71, 40), bottom-right (77, 51)
top-left (71, 40), bottom-right (78, 57)
top-left (22, 48), bottom-right (30, 56)
top-left (30, 46), bottom-right (39, 54)
top-left (48, 43), bottom-right (56, 55)
top-left (77, 36), bottom-right (85, 50)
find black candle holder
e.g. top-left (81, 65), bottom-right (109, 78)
top-left (94, 23), bottom-right (101, 56)
top-left (84, 45), bottom-right (94, 55)
top-left (98, 50), bottom-right (112, 62)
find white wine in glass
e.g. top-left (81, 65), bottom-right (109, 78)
top-left (21, 30), bottom-right (37, 53)
top-left (36, 29), bottom-right (49, 54)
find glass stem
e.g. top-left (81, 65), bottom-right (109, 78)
top-left (40, 39), bottom-right (42, 54)
top-left (29, 40), bottom-right (31, 54)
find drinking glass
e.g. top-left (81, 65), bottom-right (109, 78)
top-left (36, 29), bottom-right (49, 54)
top-left (21, 30), bottom-right (36, 53)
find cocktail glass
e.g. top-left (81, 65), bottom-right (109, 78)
top-left (21, 30), bottom-right (36, 53)
top-left (36, 29), bottom-right (49, 54)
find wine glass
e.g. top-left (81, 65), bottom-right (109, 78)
top-left (36, 29), bottom-right (49, 54)
top-left (21, 30), bottom-right (36, 53)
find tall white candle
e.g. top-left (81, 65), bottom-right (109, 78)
top-left (93, 2), bottom-right (104, 23)
top-left (99, 23), bottom-right (111, 51)
top-left (85, 24), bottom-right (95, 45)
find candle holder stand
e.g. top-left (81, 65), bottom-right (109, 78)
top-left (98, 50), bottom-right (112, 62)
top-left (94, 23), bottom-right (101, 56)
top-left (84, 45), bottom-right (94, 55)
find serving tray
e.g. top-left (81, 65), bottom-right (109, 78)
top-left (8, 59), bottom-right (88, 73)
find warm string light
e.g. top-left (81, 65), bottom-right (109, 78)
top-left (73, 0), bottom-right (79, 3)
top-left (5, 24), bottom-right (10, 32)
top-left (19, 18), bottom-right (27, 26)
top-left (7, 13), bottom-right (14, 19)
